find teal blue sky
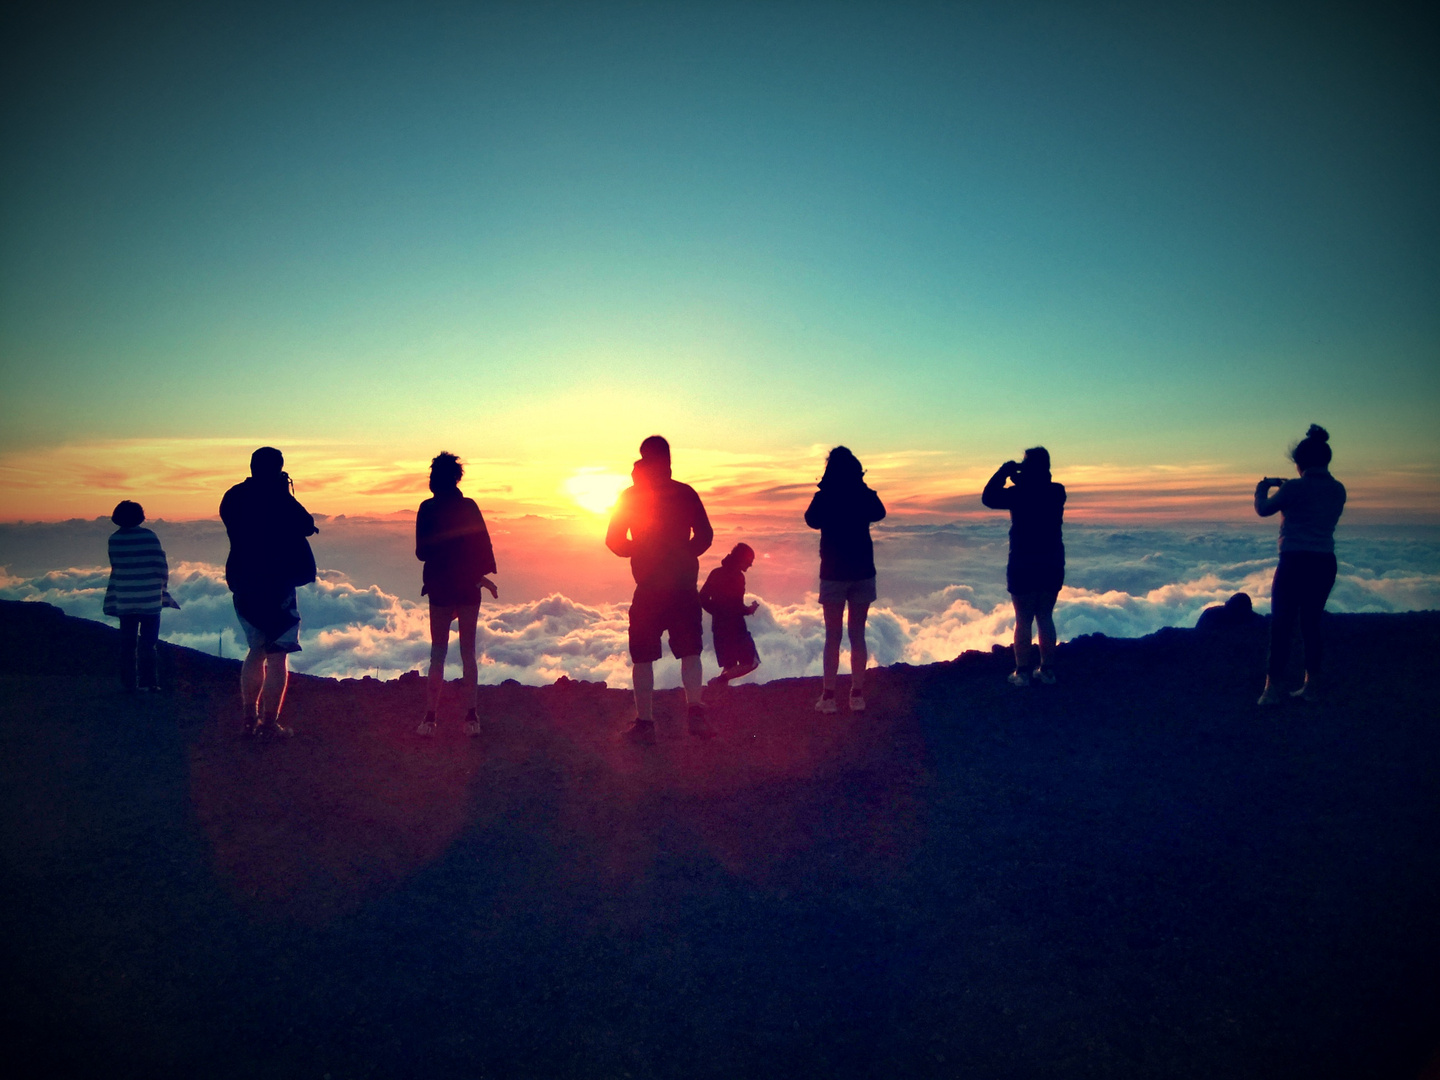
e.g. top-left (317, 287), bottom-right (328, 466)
top-left (2, 1), bottom-right (1436, 509)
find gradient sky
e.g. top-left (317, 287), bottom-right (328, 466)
top-left (2, 1), bottom-right (1436, 523)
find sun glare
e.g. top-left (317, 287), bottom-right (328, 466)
top-left (562, 470), bottom-right (629, 515)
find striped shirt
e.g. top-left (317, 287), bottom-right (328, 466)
top-left (104, 527), bottom-right (170, 616)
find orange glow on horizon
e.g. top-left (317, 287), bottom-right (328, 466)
top-left (0, 437), bottom-right (1436, 525)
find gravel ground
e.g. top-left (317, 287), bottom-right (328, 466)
top-left (2, 599), bottom-right (1438, 1079)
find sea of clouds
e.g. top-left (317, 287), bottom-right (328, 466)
top-left (3, 519), bottom-right (1437, 687)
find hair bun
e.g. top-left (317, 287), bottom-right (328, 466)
top-left (1304, 424), bottom-right (1329, 442)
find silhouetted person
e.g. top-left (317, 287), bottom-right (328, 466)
top-left (607, 435), bottom-right (715, 743)
top-left (103, 500), bottom-right (178, 692)
top-left (1255, 425), bottom-right (1346, 705)
top-left (220, 447), bottom-right (318, 737)
top-left (415, 451), bottom-right (498, 736)
top-left (982, 447), bottom-right (1066, 686)
top-left (1196, 592), bottom-right (1266, 631)
top-left (805, 446), bottom-right (885, 713)
top-left (700, 542), bottom-right (761, 686)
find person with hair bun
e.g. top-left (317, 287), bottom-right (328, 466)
top-left (1254, 425), bottom-right (1347, 704)
top-left (103, 500), bottom-right (177, 692)
top-left (415, 451), bottom-right (498, 737)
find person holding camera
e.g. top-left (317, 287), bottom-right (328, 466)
top-left (982, 447), bottom-right (1067, 686)
top-left (220, 446), bottom-right (319, 737)
top-left (1254, 425), bottom-right (1346, 705)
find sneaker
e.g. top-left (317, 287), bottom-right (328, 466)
top-left (259, 715), bottom-right (295, 738)
top-left (1288, 682), bottom-right (1316, 703)
top-left (814, 692), bottom-right (839, 714)
top-left (462, 709), bottom-right (484, 736)
top-left (416, 711), bottom-right (438, 736)
top-left (1007, 670), bottom-right (1030, 687)
top-left (1256, 684), bottom-right (1286, 706)
top-left (687, 703), bottom-right (715, 739)
top-left (242, 713), bottom-right (261, 737)
top-left (849, 691), bottom-right (866, 712)
top-left (622, 719), bottom-right (657, 745)
top-left (1033, 668), bottom-right (1056, 686)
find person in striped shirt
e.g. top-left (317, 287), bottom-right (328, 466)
top-left (103, 500), bottom-right (177, 692)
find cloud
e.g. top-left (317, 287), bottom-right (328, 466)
top-left (3, 523), bottom-right (1436, 686)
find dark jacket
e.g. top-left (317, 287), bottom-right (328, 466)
top-left (981, 466), bottom-right (1065, 593)
top-left (804, 481), bottom-right (886, 581)
top-left (219, 476), bottom-right (319, 593)
top-left (699, 563), bottom-right (748, 619)
top-left (606, 462), bottom-right (713, 591)
top-left (415, 488), bottom-right (496, 605)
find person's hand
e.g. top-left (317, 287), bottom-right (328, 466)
top-left (1261, 477), bottom-right (1285, 488)
top-left (479, 576), bottom-right (499, 599)
top-left (745, 600), bottom-right (759, 615)
top-left (1004, 460), bottom-right (1020, 476)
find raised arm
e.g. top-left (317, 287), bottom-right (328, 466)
top-left (981, 463), bottom-right (1016, 509)
top-left (288, 493), bottom-right (319, 537)
top-left (1254, 478), bottom-right (1287, 517)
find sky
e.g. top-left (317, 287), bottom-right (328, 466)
top-left (2, 1), bottom-right (1437, 529)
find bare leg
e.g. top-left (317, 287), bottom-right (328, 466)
top-left (1035, 591), bottom-right (1059, 672)
top-left (454, 603), bottom-right (480, 711)
top-left (633, 660), bottom-right (655, 721)
top-left (821, 601), bottom-right (846, 691)
top-left (426, 604), bottom-right (455, 713)
top-left (241, 647), bottom-right (266, 717)
top-left (260, 652), bottom-right (289, 718)
top-left (718, 658), bottom-right (760, 684)
top-left (847, 601), bottom-right (871, 694)
top-left (681, 654), bottom-right (703, 706)
top-left (1012, 593), bottom-right (1036, 673)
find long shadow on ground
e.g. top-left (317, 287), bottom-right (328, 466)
top-left (1, 599), bottom-right (1438, 1078)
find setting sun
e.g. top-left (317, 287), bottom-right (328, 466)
top-left (561, 470), bottom-right (630, 515)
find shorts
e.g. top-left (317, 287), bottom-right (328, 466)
top-left (235, 589), bottom-right (302, 654)
top-left (818, 576), bottom-right (877, 607)
top-left (628, 586), bottom-right (703, 663)
top-left (1006, 555), bottom-right (1064, 596)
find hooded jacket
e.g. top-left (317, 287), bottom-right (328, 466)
top-left (606, 459), bottom-right (713, 591)
top-left (804, 480), bottom-right (886, 581)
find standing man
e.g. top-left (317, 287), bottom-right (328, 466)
top-left (220, 446), bottom-right (319, 737)
top-left (607, 435), bottom-right (715, 743)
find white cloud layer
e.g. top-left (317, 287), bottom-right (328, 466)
top-left (3, 522), bottom-right (1437, 687)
